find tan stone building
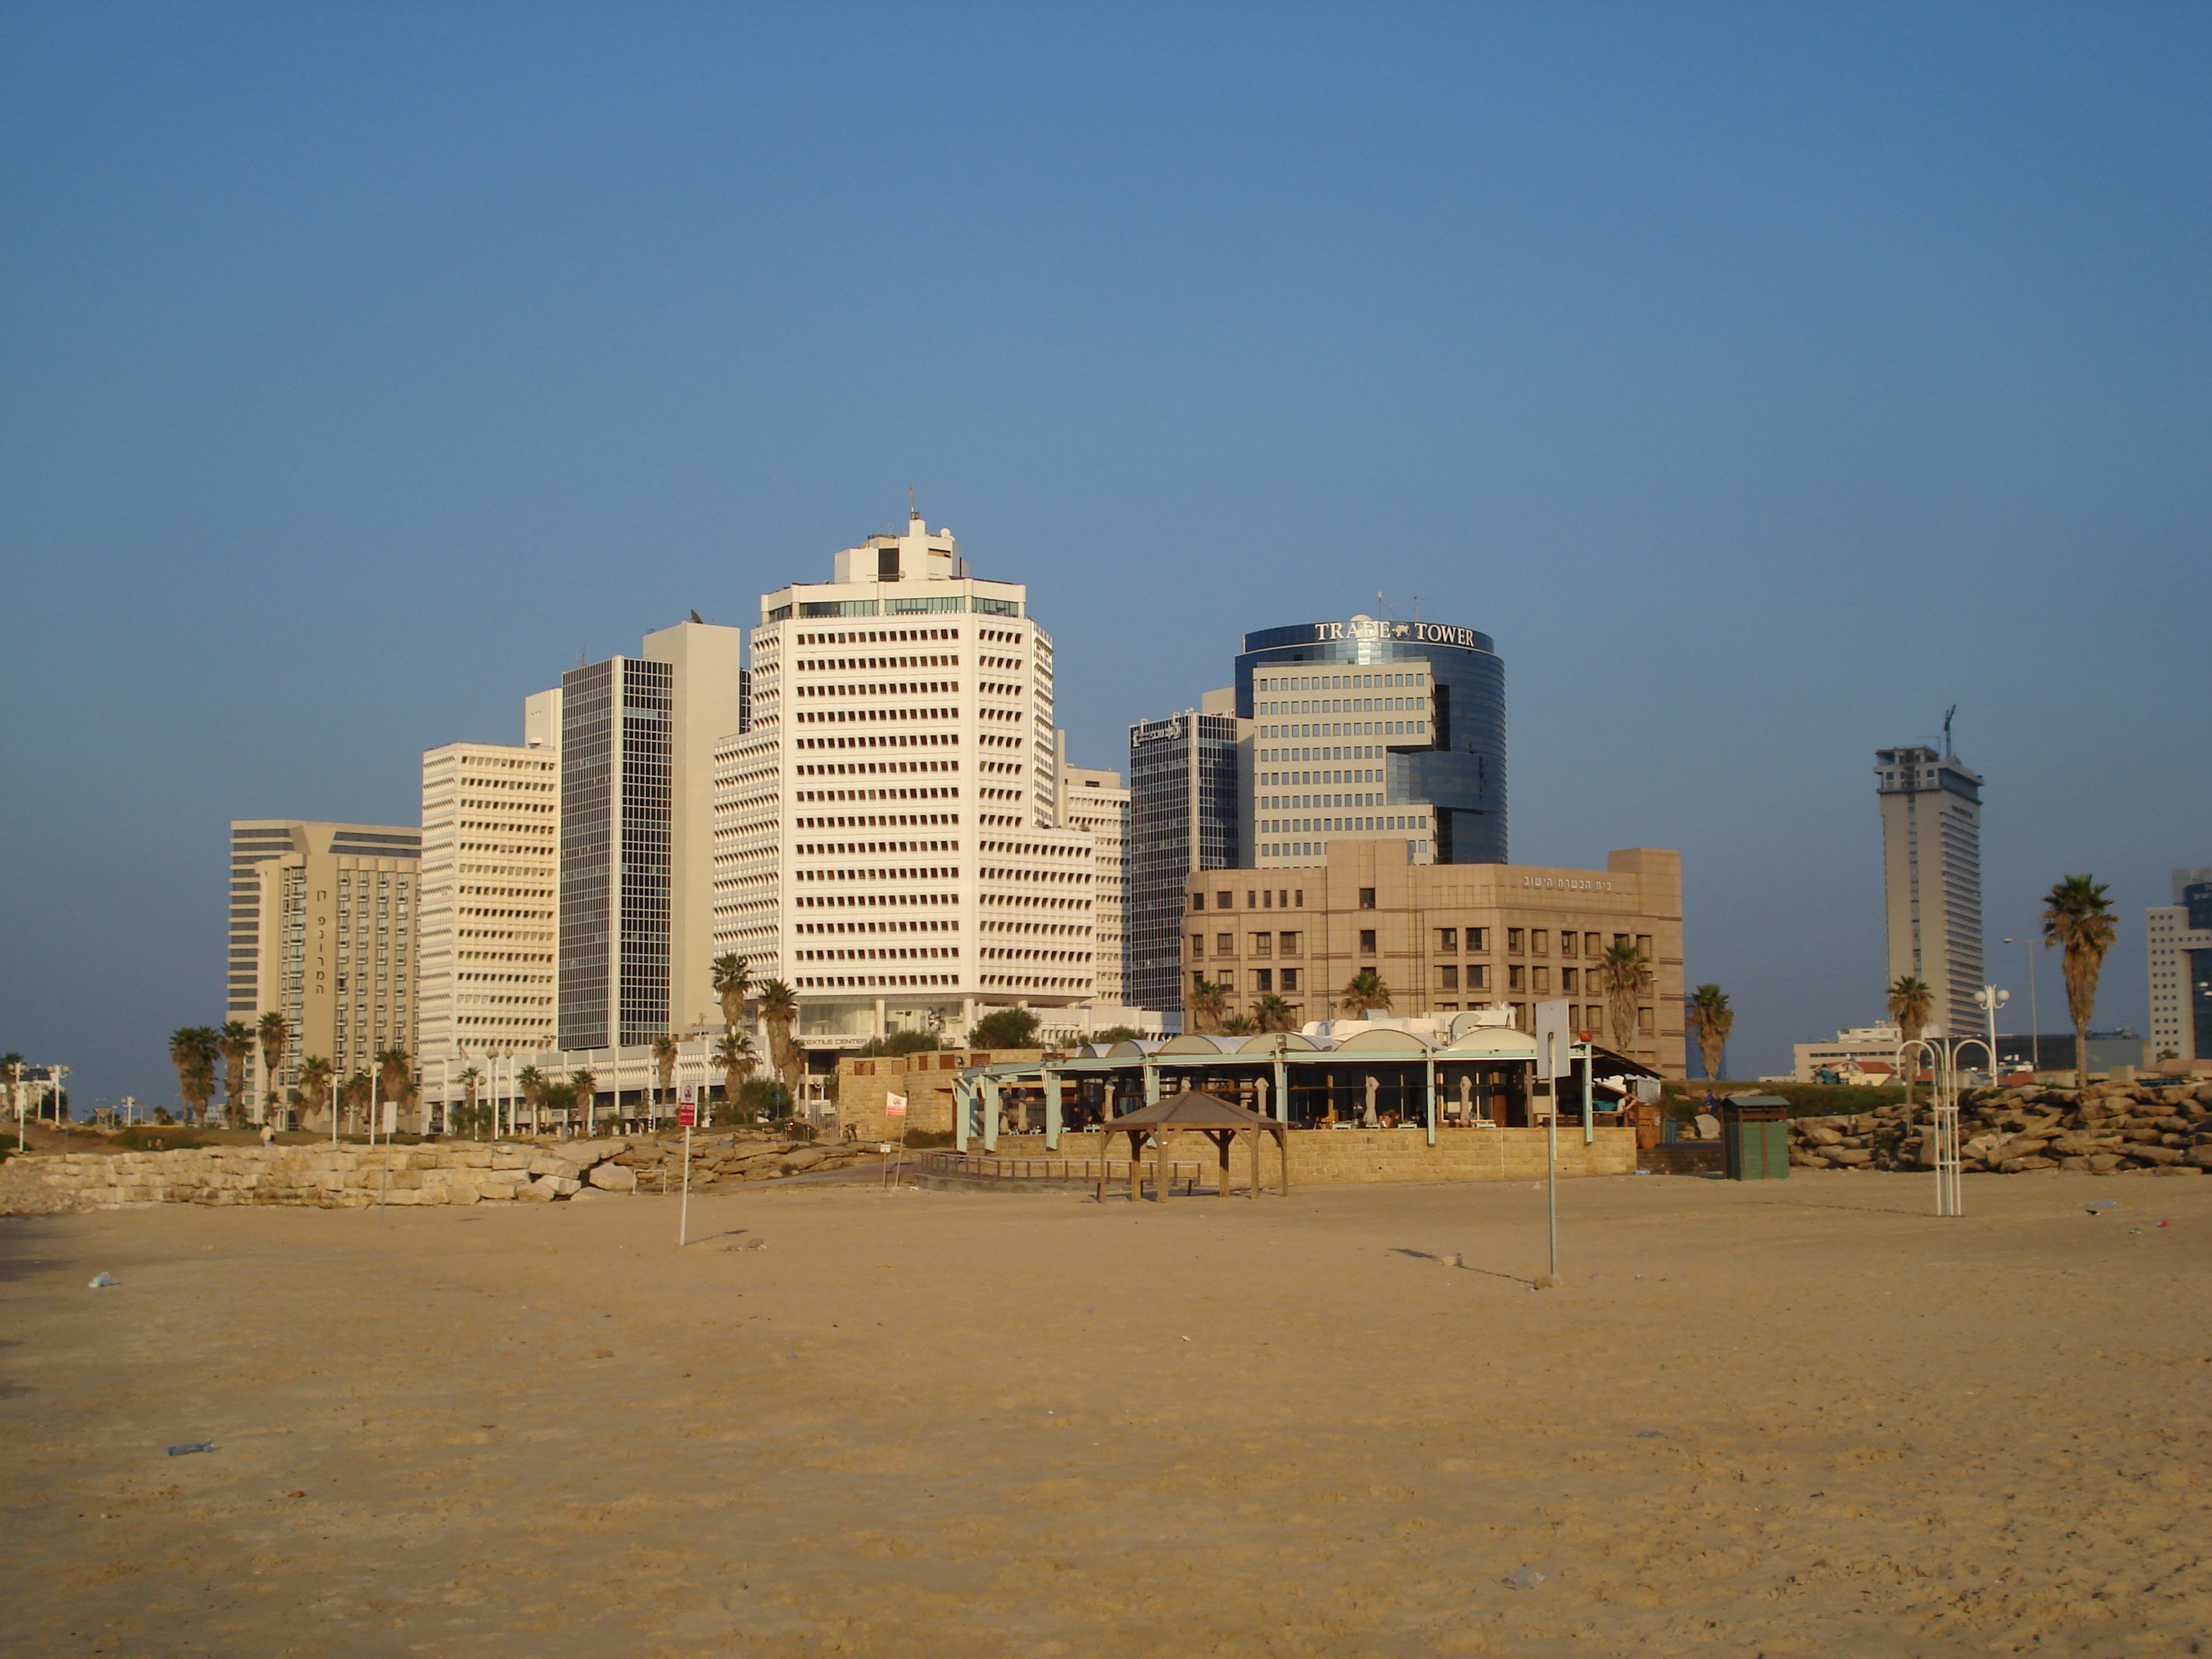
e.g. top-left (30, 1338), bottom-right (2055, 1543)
top-left (1182, 842), bottom-right (1686, 1076)
top-left (230, 820), bottom-right (423, 1107)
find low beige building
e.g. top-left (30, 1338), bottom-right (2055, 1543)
top-left (1181, 842), bottom-right (1686, 1076)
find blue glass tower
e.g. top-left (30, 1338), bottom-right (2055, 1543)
top-left (1236, 616), bottom-right (1506, 866)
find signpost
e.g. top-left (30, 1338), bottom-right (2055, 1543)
top-left (1533, 1000), bottom-right (1575, 1287)
top-left (676, 1083), bottom-right (698, 1246)
top-left (883, 1094), bottom-right (908, 1189)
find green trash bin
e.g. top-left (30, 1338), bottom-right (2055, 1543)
top-left (1720, 1096), bottom-right (1791, 1180)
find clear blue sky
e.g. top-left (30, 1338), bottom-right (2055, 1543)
top-left (4, 4), bottom-right (2206, 1109)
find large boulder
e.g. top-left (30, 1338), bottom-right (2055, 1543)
top-left (588, 1163), bottom-right (637, 1192)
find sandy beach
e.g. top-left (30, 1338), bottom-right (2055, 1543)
top-left (3, 1170), bottom-right (2206, 1657)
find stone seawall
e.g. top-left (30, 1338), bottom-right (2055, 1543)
top-left (9, 1133), bottom-right (878, 1213)
top-left (974, 1125), bottom-right (1636, 1184)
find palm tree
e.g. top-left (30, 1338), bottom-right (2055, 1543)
top-left (755, 979), bottom-right (801, 1097)
top-left (1887, 975), bottom-right (1934, 1105)
top-left (1252, 993), bottom-right (1298, 1033)
top-left (1596, 941), bottom-right (1653, 1054)
top-left (517, 1064), bottom-right (545, 1135)
top-left (1187, 979), bottom-right (1230, 1034)
top-left (168, 1027), bottom-right (220, 1125)
top-left (1685, 984), bottom-right (1733, 1081)
top-left (651, 1033), bottom-right (680, 1118)
top-left (570, 1069), bottom-right (599, 1136)
top-left (218, 1020), bottom-right (253, 1128)
top-left (711, 953), bottom-right (752, 1033)
top-left (2043, 874), bottom-right (2118, 1084)
top-left (256, 1011), bottom-right (289, 1128)
top-left (457, 1065), bottom-right (484, 1138)
top-left (1339, 969), bottom-right (1392, 1017)
top-left (714, 1030), bottom-right (755, 1122)
top-left (1220, 1013), bottom-right (1257, 1035)
top-left (339, 1071), bottom-right (371, 1135)
top-left (374, 1048), bottom-right (412, 1136)
top-left (297, 1056), bottom-right (333, 1133)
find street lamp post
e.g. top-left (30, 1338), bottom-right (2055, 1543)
top-left (2002, 938), bottom-right (2039, 1076)
top-left (1974, 985), bottom-right (2010, 1084)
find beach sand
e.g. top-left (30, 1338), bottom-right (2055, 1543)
top-left (2, 1170), bottom-right (2206, 1656)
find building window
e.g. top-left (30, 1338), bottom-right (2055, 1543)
top-left (1509, 965), bottom-right (1525, 991)
top-left (1358, 887), bottom-right (1376, 910)
top-left (1559, 932), bottom-right (1578, 958)
top-left (1280, 968), bottom-right (1300, 992)
top-left (1469, 964), bottom-right (1488, 989)
top-left (1359, 929), bottom-right (1377, 954)
top-left (1217, 892), bottom-right (1232, 910)
top-left (1532, 929), bottom-right (1549, 954)
top-left (1279, 932), bottom-right (1301, 956)
top-left (1437, 965), bottom-right (1459, 990)
top-left (1254, 968), bottom-right (1273, 993)
top-left (1190, 933), bottom-right (1205, 958)
top-left (1638, 1005), bottom-right (1655, 1034)
top-left (1532, 966), bottom-right (1550, 994)
top-left (1562, 967), bottom-right (1578, 992)
top-left (1216, 933), bottom-right (1235, 956)
top-left (1246, 890), bottom-right (1259, 908)
top-left (1192, 893), bottom-right (1205, 911)
top-left (1508, 928), bottom-right (1525, 953)
top-left (1636, 935), bottom-right (1653, 958)
top-left (1249, 933), bottom-right (1272, 957)
top-left (1436, 927), bottom-right (1458, 952)
top-left (1469, 927), bottom-right (1488, 952)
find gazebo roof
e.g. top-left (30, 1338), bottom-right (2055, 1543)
top-left (1099, 1087), bottom-right (1283, 1131)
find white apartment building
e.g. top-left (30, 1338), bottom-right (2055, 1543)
top-left (1056, 734), bottom-right (1128, 1005)
top-left (1874, 743), bottom-right (1985, 1038)
top-left (712, 511), bottom-right (1098, 1046)
top-left (2148, 868), bottom-right (2212, 1067)
top-left (417, 690), bottom-right (562, 1071)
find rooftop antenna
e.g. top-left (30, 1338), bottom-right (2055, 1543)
top-left (909, 485), bottom-right (919, 521)
top-left (1412, 595), bottom-right (1424, 624)
top-left (1943, 704), bottom-right (1956, 756)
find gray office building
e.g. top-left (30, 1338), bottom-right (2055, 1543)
top-left (1127, 698), bottom-right (1244, 1016)
top-left (558, 621), bottom-right (747, 1051)
top-left (1238, 616), bottom-right (1507, 867)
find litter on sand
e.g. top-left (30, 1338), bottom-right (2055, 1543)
top-left (2085, 1201), bottom-right (2118, 1212)
top-left (167, 1443), bottom-right (213, 1457)
top-left (88, 1272), bottom-right (118, 1289)
top-left (1635, 1430), bottom-right (1665, 1439)
top-left (1503, 1566), bottom-right (1550, 1590)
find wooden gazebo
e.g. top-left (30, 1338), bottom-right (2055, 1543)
top-left (1097, 1087), bottom-right (1290, 1202)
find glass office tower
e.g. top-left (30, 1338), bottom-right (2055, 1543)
top-left (1237, 616), bottom-right (1507, 866)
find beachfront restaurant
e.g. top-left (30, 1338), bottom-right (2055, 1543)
top-left (948, 1012), bottom-right (1657, 1151)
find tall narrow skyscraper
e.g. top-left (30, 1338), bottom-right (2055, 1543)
top-left (559, 620), bottom-right (747, 1051)
top-left (1874, 741), bottom-right (1984, 1038)
top-left (1126, 692), bottom-right (1245, 1017)
top-left (2147, 868), bottom-right (2212, 1066)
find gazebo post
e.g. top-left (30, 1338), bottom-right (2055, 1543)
top-left (1042, 1067), bottom-right (1060, 1150)
top-left (1143, 1064), bottom-right (1160, 1105)
top-left (1128, 1130), bottom-right (1142, 1203)
top-left (1272, 1058), bottom-right (1289, 1123)
top-left (954, 1080), bottom-right (972, 1151)
top-left (1154, 1125), bottom-right (1168, 1202)
top-left (982, 1078), bottom-right (1002, 1151)
top-left (1424, 1058), bottom-right (1438, 1146)
top-left (1215, 1128), bottom-right (1232, 1198)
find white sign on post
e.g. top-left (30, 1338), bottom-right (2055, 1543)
top-left (1534, 1000), bottom-right (1575, 1100)
top-left (884, 1093), bottom-right (907, 1118)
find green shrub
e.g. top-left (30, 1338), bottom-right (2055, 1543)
top-left (970, 1007), bottom-right (1040, 1048)
top-left (853, 1030), bottom-right (940, 1056)
top-left (117, 1125), bottom-right (208, 1151)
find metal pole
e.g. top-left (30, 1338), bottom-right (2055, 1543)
top-left (374, 1066), bottom-right (387, 1209)
top-left (1544, 1033), bottom-right (1559, 1285)
top-left (678, 1119), bottom-right (692, 1247)
top-left (1580, 1042), bottom-right (1593, 1145)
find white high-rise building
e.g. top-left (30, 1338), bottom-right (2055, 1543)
top-left (1056, 733), bottom-right (1128, 1005)
top-left (417, 690), bottom-right (562, 1071)
top-left (713, 511), bottom-right (1096, 1047)
top-left (2148, 868), bottom-right (2212, 1067)
top-left (1875, 742), bottom-right (1984, 1038)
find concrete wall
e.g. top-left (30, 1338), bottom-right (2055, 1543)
top-left (974, 1125), bottom-right (1635, 1184)
top-left (835, 1049), bottom-right (1045, 1141)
